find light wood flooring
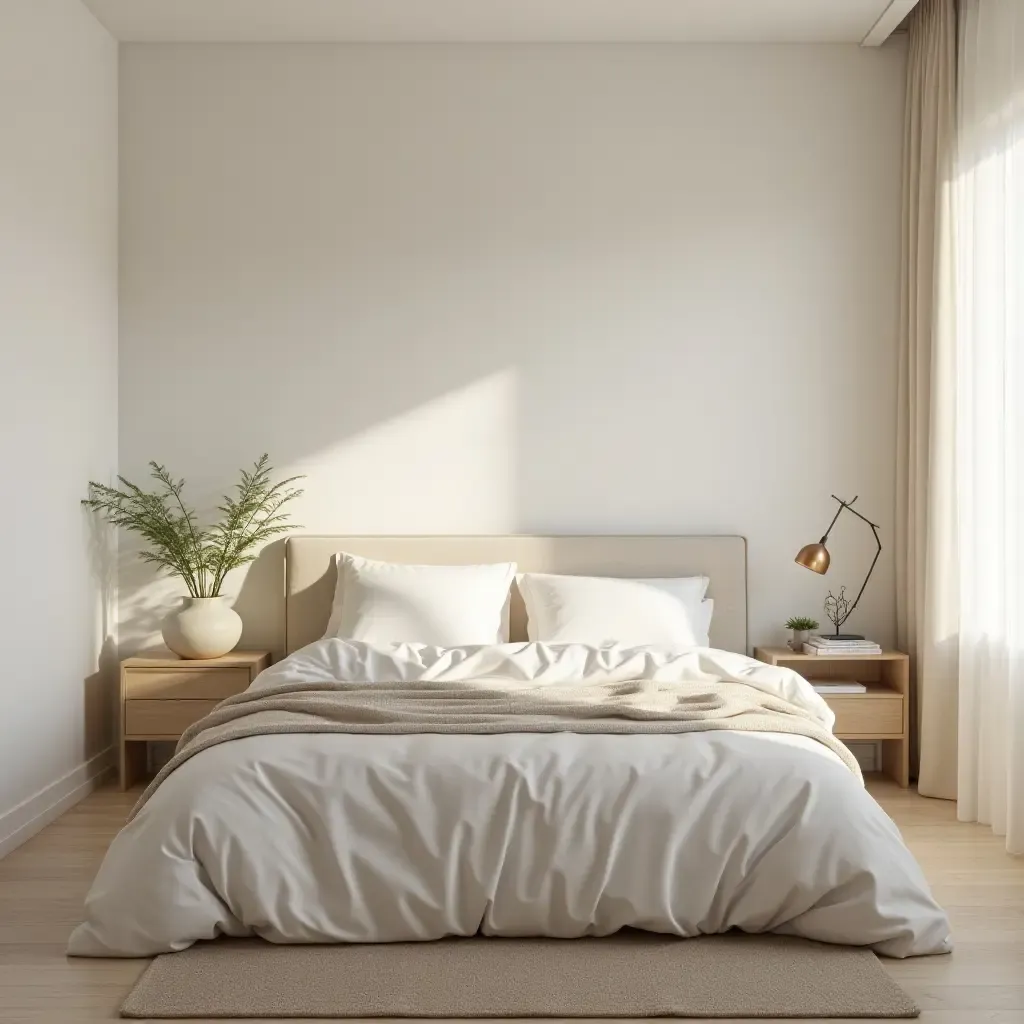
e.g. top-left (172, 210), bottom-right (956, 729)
top-left (0, 777), bottom-right (1021, 1023)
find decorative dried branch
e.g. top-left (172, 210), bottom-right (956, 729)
top-left (824, 586), bottom-right (854, 634)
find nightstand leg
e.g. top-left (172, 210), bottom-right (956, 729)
top-left (120, 740), bottom-right (147, 791)
top-left (880, 738), bottom-right (910, 788)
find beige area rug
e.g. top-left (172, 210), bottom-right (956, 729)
top-left (121, 932), bottom-right (919, 1019)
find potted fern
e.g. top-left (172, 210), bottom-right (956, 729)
top-left (84, 455), bottom-right (302, 659)
top-left (785, 616), bottom-right (819, 652)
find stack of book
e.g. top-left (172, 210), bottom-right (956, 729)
top-left (802, 636), bottom-right (882, 656)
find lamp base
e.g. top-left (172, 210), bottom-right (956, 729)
top-left (830, 633), bottom-right (865, 641)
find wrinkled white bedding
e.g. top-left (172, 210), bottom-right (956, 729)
top-left (68, 642), bottom-right (952, 958)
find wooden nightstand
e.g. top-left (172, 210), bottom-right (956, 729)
top-left (119, 648), bottom-right (271, 789)
top-left (753, 647), bottom-right (910, 788)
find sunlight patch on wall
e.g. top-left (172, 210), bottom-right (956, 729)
top-left (116, 372), bottom-right (519, 655)
top-left (290, 371), bottom-right (519, 535)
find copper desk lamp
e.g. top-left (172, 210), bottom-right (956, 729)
top-left (795, 494), bottom-right (881, 640)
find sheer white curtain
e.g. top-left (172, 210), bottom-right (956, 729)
top-left (953, 0), bottom-right (1024, 852)
top-left (897, 0), bottom-right (959, 804)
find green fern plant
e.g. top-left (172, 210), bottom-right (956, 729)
top-left (785, 615), bottom-right (820, 631)
top-left (83, 455), bottom-right (303, 598)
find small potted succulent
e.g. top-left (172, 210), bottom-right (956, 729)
top-left (785, 616), bottom-right (819, 651)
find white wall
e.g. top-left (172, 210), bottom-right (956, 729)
top-left (0, 0), bottom-right (118, 851)
top-left (119, 42), bottom-right (906, 655)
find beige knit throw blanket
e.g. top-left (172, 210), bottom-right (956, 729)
top-left (131, 676), bottom-right (860, 819)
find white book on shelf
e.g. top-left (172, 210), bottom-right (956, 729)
top-left (811, 681), bottom-right (868, 694)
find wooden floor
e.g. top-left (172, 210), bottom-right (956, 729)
top-left (0, 778), bottom-right (1021, 1023)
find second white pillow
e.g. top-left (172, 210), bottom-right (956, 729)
top-left (518, 572), bottom-right (711, 647)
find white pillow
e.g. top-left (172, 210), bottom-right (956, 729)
top-left (324, 553), bottom-right (517, 646)
top-left (517, 573), bottom-right (711, 647)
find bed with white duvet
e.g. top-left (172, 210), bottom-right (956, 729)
top-left (68, 640), bottom-right (951, 958)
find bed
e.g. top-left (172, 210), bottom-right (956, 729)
top-left (67, 535), bottom-right (952, 959)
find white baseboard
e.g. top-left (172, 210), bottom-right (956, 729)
top-left (0, 747), bottom-right (114, 859)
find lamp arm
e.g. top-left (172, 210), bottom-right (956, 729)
top-left (829, 493), bottom-right (881, 531)
top-left (818, 500), bottom-right (846, 544)
top-left (837, 522), bottom-right (882, 628)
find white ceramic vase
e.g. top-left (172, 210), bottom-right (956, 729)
top-left (162, 596), bottom-right (243, 660)
top-left (790, 629), bottom-right (809, 651)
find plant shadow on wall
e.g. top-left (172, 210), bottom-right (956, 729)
top-left (82, 509), bottom-right (119, 760)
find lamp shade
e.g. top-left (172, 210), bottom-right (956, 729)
top-left (795, 542), bottom-right (830, 575)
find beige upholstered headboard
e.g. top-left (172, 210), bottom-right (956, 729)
top-left (285, 535), bottom-right (747, 655)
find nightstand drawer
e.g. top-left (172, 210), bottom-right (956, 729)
top-left (124, 699), bottom-right (221, 737)
top-left (124, 667), bottom-right (250, 700)
top-left (827, 695), bottom-right (903, 737)
top-left (119, 650), bottom-right (271, 789)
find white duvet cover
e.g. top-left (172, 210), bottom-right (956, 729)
top-left (68, 642), bottom-right (951, 958)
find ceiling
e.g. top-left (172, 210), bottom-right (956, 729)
top-left (81, 0), bottom-right (919, 45)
